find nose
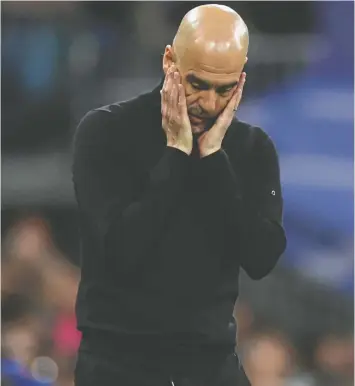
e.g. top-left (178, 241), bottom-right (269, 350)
top-left (199, 90), bottom-right (217, 116)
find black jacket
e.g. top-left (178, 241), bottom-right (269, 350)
top-left (72, 81), bottom-right (286, 353)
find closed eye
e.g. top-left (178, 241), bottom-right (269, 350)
top-left (191, 82), bottom-right (209, 91)
top-left (217, 87), bottom-right (234, 96)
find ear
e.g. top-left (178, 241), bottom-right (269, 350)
top-left (162, 45), bottom-right (174, 75)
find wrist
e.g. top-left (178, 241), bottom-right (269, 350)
top-left (167, 143), bottom-right (192, 155)
top-left (199, 147), bottom-right (221, 158)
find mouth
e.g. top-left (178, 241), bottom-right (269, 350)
top-left (188, 114), bottom-right (204, 124)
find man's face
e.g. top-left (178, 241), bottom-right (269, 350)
top-left (177, 50), bottom-right (245, 134)
top-left (163, 43), bottom-right (247, 134)
top-left (181, 70), bottom-right (240, 133)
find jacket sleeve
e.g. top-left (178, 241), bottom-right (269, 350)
top-left (198, 130), bottom-right (287, 280)
top-left (72, 109), bottom-right (189, 273)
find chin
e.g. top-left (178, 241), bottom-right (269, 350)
top-left (191, 125), bottom-right (205, 134)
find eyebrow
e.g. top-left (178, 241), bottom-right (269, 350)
top-left (186, 74), bottom-right (238, 92)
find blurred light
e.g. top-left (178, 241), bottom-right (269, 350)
top-left (281, 155), bottom-right (353, 189)
top-left (302, 90), bottom-right (354, 121)
top-left (30, 356), bottom-right (59, 383)
top-left (249, 33), bottom-right (330, 64)
top-left (69, 33), bottom-right (100, 76)
top-left (300, 247), bottom-right (353, 286)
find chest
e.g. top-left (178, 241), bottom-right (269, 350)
top-left (122, 114), bottom-right (257, 204)
top-left (137, 145), bottom-right (253, 198)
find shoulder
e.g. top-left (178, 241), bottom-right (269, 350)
top-left (74, 95), bottom-right (141, 138)
top-left (73, 92), bottom-right (151, 151)
top-left (225, 118), bottom-right (278, 156)
top-left (74, 104), bottom-right (121, 140)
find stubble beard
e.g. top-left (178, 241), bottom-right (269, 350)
top-left (191, 125), bottom-right (205, 134)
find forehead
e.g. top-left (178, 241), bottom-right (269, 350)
top-left (179, 46), bottom-right (245, 85)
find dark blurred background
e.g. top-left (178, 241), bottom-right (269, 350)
top-left (1, 2), bottom-right (354, 386)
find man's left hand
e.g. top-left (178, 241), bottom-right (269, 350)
top-left (198, 72), bottom-right (246, 158)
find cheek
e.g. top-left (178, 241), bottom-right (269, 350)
top-left (182, 82), bottom-right (199, 100)
top-left (220, 98), bottom-right (230, 109)
top-left (215, 97), bottom-right (229, 113)
top-left (182, 82), bottom-right (192, 95)
top-left (185, 92), bottom-right (199, 107)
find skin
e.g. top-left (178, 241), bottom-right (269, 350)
top-left (161, 4), bottom-right (249, 157)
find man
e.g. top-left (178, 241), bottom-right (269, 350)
top-left (72, 4), bottom-right (287, 386)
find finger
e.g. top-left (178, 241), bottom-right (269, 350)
top-left (168, 72), bottom-right (180, 111)
top-left (162, 114), bottom-right (168, 131)
top-left (236, 72), bottom-right (246, 94)
top-left (162, 65), bottom-right (175, 90)
top-left (172, 71), bottom-right (180, 110)
top-left (161, 67), bottom-right (175, 107)
top-left (233, 72), bottom-right (246, 109)
top-left (162, 67), bottom-right (179, 129)
top-left (162, 70), bottom-right (174, 115)
top-left (166, 71), bottom-right (173, 94)
top-left (172, 71), bottom-right (180, 95)
top-left (167, 83), bottom-right (175, 122)
top-left (232, 72), bottom-right (246, 101)
top-left (213, 75), bottom-right (246, 131)
top-left (161, 92), bottom-right (167, 118)
top-left (178, 84), bottom-right (187, 118)
top-left (168, 84), bottom-right (178, 124)
top-left (173, 70), bottom-right (181, 85)
top-left (224, 89), bottom-right (240, 115)
top-left (161, 82), bottom-right (169, 116)
top-left (224, 72), bottom-right (246, 114)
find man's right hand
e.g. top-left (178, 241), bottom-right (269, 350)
top-left (161, 67), bottom-right (193, 155)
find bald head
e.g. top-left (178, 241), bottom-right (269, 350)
top-left (162, 4), bottom-right (249, 134)
top-left (172, 4), bottom-right (248, 70)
